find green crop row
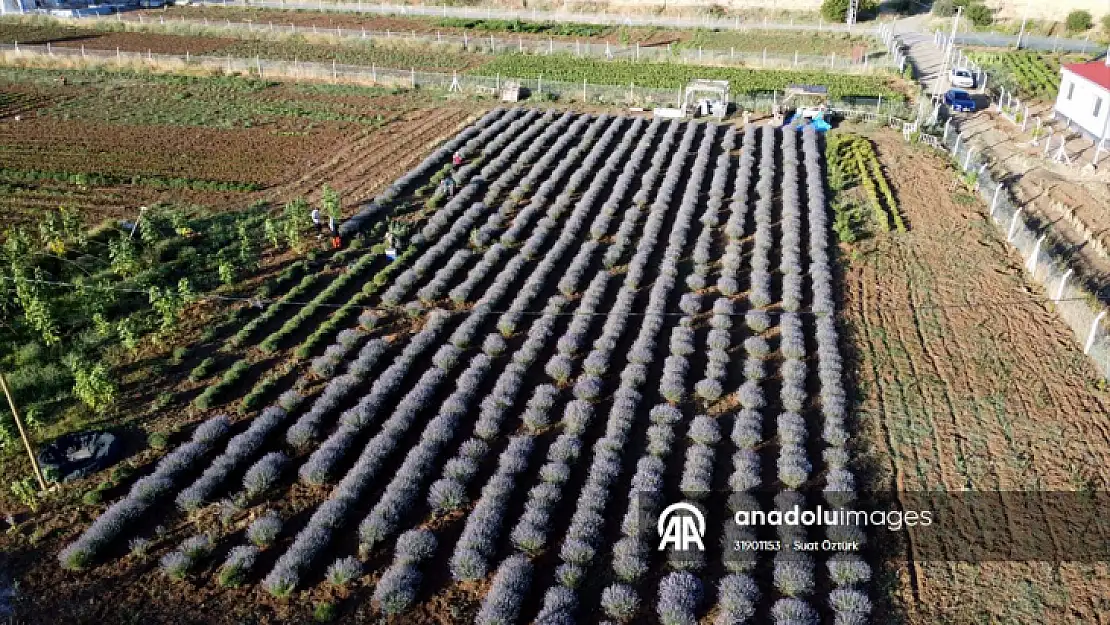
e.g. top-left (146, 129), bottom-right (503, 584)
top-left (257, 250), bottom-right (382, 354)
top-left (292, 244), bottom-right (416, 360)
top-left (0, 167), bottom-right (261, 192)
top-left (471, 54), bottom-right (903, 99)
top-left (193, 359), bottom-right (250, 410)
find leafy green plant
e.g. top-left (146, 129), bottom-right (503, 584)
top-left (71, 360), bottom-right (116, 414)
top-left (1066, 10), bottom-right (1092, 32)
top-left (11, 477), bottom-right (39, 512)
top-left (189, 357), bottom-right (217, 382)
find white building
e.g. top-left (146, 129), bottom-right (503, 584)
top-left (1054, 59), bottom-right (1110, 163)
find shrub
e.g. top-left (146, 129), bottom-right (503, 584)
top-left (160, 550), bottom-right (191, 581)
top-left (326, 556), bottom-right (362, 587)
top-left (965, 3), bottom-right (992, 26)
top-left (827, 553), bottom-right (872, 585)
top-left (1066, 9), bottom-right (1092, 32)
top-left (657, 572), bottom-right (703, 625)
top-left (242, 452), bottom-right (287, 499)
top-left (718, 574), bottom-right (759, 623)
top-left (931, 0), bottom-right (953, 15)
top-left (601, 584), bottom-right (640, 622)
top-left (247, 513), bottom-right (283, 549)
top-left (829, 588), bottom-right (872, 616)
top-left (374, 562), bottom-right (421, 616)
top-left (476, 555), bottom-right (532, 625)
top-left (772, 597), bottom-right (818, 625)
top-left (774, 553), bottom-right (815, 597)
top-left (218, 545), bottom-right (258, 588)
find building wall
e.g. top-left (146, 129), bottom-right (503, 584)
top-left (1055, 70), bottom-right (1110, 140)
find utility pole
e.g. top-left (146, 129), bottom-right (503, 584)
top-left (0, 372), bottom-right (48, 491)
top-left (935, 6), bottom-right (963, 106)
top-left (1015, 0), bottom-right (1029, 50)
top-left (846, 0), bottom-right (858, 29)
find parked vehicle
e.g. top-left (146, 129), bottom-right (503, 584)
top-left (943, 89), bottom-right (977, 112)
top-left (949, 68), bottom-right (977, 89)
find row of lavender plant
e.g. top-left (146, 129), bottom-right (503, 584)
top-left (601, 119), bottom-right (683, 271)
top-left (59, 414), bottom-right (233, 569)
top-left (264, 113), bottom-right (623, 594)
top-left (503, 118), bottom-right (662, 568)
top-left (475, 121), bottom-right (697, 622)
top-left (804, 127), bottom-right (872, 623)
top-left (535, 121), bottom-right (705, 622)
top-left (297, 312), bottom-right (450, 485)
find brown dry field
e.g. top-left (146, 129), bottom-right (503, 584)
top-left (848, 131), bottom-right (1110, 624)
top-left (0, 75), bottom-right (483, 226)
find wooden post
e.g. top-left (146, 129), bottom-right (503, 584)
top-left (0, 372), bottom-right (47, 491)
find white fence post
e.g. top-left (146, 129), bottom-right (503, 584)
top-left (1027, 234), bottom-right (1045, 273)
top-left (990, 185), bottom-right (1001, 217)
top-left (964, 148), bottom-right (975, 171)
top-left (953, 133), bottom-right (962, 155)
top-left (1055, 268), bottom-right (1073, 302)
top-left (1007, 208), bottom-right (1022, 242)
top-left (1084, 311), bottom-right (1107, 355)
top-left (943, 117), bottom-right (952, 142)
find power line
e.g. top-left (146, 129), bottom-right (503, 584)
top-left (0, 275), bottom-right (1100, 319)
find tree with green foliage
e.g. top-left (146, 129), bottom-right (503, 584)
top-left (217, 249), bottom-right (236, 286)
top-left (321, 185), bottom-right (341, 223)
top-left (264, 217), bottom-right (282, 249)
top-left (70, 359), bottom-right (116, 414)
top-left (965, 3), bottom-right (993, 27)
top-left (237, 218), bottom-right (258, 271)
top-left (1103, 14), bottom-right (1110, 33)
top-left (149, 278), bottom-right (195, 334)
top-left (108, 236), bottom-right (140, 278)
top-left (14, 268), bottom-right (59, 346)
top-left (820, 0), bottom-right (877, 22)
top-left (283, 198), bottom-right (308, 251)
top-left (1066, 10), bottom-right (1092, 32)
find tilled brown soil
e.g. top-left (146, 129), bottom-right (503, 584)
top-left (846, 130), bottom-right (1110, 624)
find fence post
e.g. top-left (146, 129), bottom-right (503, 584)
top-left (1022, 105), bottom-right (1029, 131)
top-left (549, 37), bottom-right (553, 55)
top-left (794, 50), bottom-right (798, 67)
top-left (463, 33), bottom-right (467, 49)
top-left (576, 40), bottom-right (580, 57)
top-left (1055, 268), bottom-right (1073, 302)
top-left (953, 132), bottom-right (962, 155)
top-left (964, 148), bottom-right (974, 171)
top-left (1084, 311), bottom-right (1107, 355)
top-left (372, 63), bottom-right (376, 83)
top-left (118, 46), bottom-right (122, 65)
top-left (583, 78), bottom-right (587, 101)
top-left (636, 42), bottom-right (640, 61)
top-left (256, 55), bottom-right (262, 78)
top-left (1027, 234), bottom-right (1045, 273)
top-left (411, 68), bottom-right (415, 89)
top-left (877, 94), bottom-right (882, 113)
top-left (538, 75), bottom-right (542, 94)
top-left (990, 185), bottom-right (1000, 217)
top-left (333, 59), bottom-right (337, 80)
top-left (1007, 208), bottom-right (1021, 242)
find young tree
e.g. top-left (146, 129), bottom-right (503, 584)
top-left (322, 186), bottom-right (341, 223)
top-left (1066, 10), bottom-right (1093, 32)
top-left (821, 0), bottom-right (876, 22)
top-left (965, 3), bottom-right (993, 27)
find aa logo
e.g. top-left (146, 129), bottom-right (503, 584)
top-left (657, 502), bottom-right (706, 552)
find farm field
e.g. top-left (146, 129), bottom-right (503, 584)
top-left (965, 50), bottom-right (1073, 101)
top-left (0, 17), bottom-right (902, 100)
top-left (7, 110), bottom-right (879, 624)
top-left (151, 6), bottom-right (877, 55)
top-left (0, 65), bottom-right (482, 225)
top-left (842, 132), bottom-right (1110, 624)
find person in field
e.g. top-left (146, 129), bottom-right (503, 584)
top-left (452, 151), bottom-right (463, 167)
top-left (311, 207), bottom-right (322, 238)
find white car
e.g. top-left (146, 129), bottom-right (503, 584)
top-left (950, 68), bottom-right (977, 89)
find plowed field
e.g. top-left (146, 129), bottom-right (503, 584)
top-left (845, 130), bottom-right (1110, 624)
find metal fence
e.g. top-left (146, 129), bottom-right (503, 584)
top-left (935, 119), bottom-right (1110, 378)
top-left (0, 43), bottom-right (914, 117)
top-left (95, 12), bottom-right (893, 73)
top-left (199, 0), bottom-right (869, 34)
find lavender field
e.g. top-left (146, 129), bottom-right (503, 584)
top-left (58, 108), bottom-right (869, 624)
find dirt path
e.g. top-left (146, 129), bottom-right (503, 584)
top-left (846, 129), bottom-right (1110, 624)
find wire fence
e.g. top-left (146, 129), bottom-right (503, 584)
top-left (935, 119), bottom-right (1110, 378)
top-left (95, 12), bottom-right (893, 73)
top-left (0, 43), bottom-right (915, 117)
top-left (197, 0), bottom-right (866, 34)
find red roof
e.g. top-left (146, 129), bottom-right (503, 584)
top-left (1063, 61), bottom-right (1110, 91)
